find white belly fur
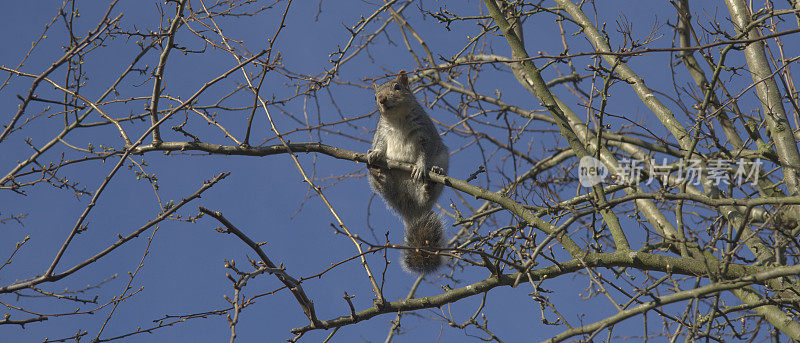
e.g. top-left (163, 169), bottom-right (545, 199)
top-left (385, 133), bottom-right (418, 163)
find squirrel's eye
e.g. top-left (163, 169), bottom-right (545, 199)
top-left (393, 83), bottom-right (402, 91)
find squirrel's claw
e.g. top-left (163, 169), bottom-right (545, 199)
top-left (430, 165), bottom-right (445, 175)
top-left (367, 149), bottom-right (385, 165)
top-left (412, 162), bottom-right (427, 180)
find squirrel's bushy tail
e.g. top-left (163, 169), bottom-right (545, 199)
top-left (401, 212), bottom-right (444, 274)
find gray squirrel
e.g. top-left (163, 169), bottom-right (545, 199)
top-left (367, 71), bottom-right (449, 274)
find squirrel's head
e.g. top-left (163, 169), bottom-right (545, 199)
top-left (374, 70), bottom-right (413, 115)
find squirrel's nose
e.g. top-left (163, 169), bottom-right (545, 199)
top-left (379, 98), bottom-right (388, 105)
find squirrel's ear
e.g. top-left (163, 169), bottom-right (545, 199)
top-left (372, 83), bottom-right (378, 91)
top-left (397, 70), bottom-right (409, 88)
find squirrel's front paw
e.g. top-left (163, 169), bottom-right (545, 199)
top-left (430, 166), bottom-right (445, 175)
top-left (412, 162), bottom-right (427, 180)
top-left (367, 149), bottom-right (385, 165)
